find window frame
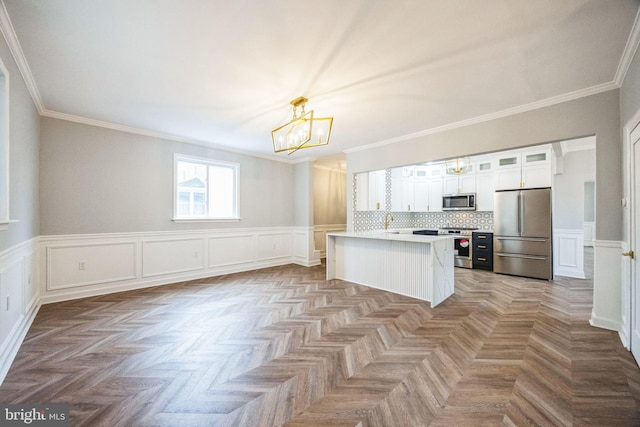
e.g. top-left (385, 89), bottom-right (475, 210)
top-left (172, 153), bottom-right (240, 223)
top-left (0, 56), bottom-right (9, 231)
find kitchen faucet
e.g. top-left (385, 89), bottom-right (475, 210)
top-left (384, 212), bottom-right (394, 230)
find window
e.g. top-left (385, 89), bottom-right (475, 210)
top-left (174, 154), bottom-right (239, 221)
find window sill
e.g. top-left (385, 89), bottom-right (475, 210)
top-left (171, 217), bottom-right (241, 224)
top-left (0, 219), bottom-right (18, 231)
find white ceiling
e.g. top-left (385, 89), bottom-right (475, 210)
top-left (2, 0), bottom-right (639, 162)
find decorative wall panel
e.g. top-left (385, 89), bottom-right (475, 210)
top-left (47, 242), bottom-right (137, 289)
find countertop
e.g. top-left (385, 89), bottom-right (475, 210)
top-left (327, 230), bottom-right (454, 243)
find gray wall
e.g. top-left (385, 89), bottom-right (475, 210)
top-left (40, 117), bottom-right (296, 235)
top-left (553, 149), bottom-right (596, 229)
top-left (346, 90), bottom-right (621, 241)
top-left (621, 43), bottom-right (640, 128)
top-left (293, 161), bottom-right (313, 227)
top-left (0, 32), bottom-right (39, 252)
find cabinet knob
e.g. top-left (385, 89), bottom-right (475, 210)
top-left (623, 250), bottom-right (635, 259)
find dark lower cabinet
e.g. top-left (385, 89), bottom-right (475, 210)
top-left (472, 232), bottom-right (493, 271)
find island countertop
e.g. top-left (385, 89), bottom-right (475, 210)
top-left (326, 230), bottom-right (454, 243)
top-left (326, 231), bottom-right (455, 307)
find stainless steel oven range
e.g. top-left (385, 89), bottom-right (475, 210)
top-left (439, 227), bottom-right (478, 268)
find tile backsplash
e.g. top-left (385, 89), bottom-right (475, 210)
top-left (353, 210), bottom-right (493, 232)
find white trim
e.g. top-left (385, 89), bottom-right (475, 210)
top-left (0, 237), bottom-right (40, 386)
top-left (171, 218), bottom-right (241, 223)
top-left (0, 1), bottom-right (44, 113)
top-left (0, 0), bottom-right (636, 166)
top-left (553, 229), bottom-right (585, 279)
top-left (345, 83), bottom-right (618, 154)
top-left (623, 112), bottom-right (640, 362)
top-left (590, 240), bottom-right (623, 332)
top-left (0, 51), bottom-right (9, 229)
top-left (39, 226), bottom-right (317, 304)
top-left (46, 241), bottom-right (138, 290)
top-left (614, 6), bottom-right (640, 86)
top-left (42, 109), bottom-right (302, 164)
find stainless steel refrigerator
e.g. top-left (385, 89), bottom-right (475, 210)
top-left (493, 188), bottom-right (552, 280)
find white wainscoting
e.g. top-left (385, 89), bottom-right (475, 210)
top-left (142, 237), bottom-right (205, 278)
top-left (293, 227), bottom-right (321, 267)
top-left (40, 226), bottom-right (315, 304)
top-left (314, 224), bottom-right (346, 257)
top-left (0, 237), bottom-right (39, 386)
top-left (591, 240), bottom-right (622, 332)
top-left (620, 241), bottom-right (631, 350)
top-left (583, 222), bottom-right (595, 247)
top-left (47, 241), bottom-right (137, 289)
top-left (553, 229), bottom-right (585, 278)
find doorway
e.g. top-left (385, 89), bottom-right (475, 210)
top-left (630, 122), bottom-right (640, 362)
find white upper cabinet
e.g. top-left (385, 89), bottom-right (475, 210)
top-left (494, 146), bottom-right (551, 190)
top-left (443, 163), bottom-right (475, 195)
top-left (391, 166), bottom-right (415, 212)
top-left (389, 164), bottom-right (443, 212)
top-left (427, 177), bottom-right (443, 212)
top-left (356, 170), bottom-right (387, 211)
top-left (475, 156), bottom-right (495, 211)
top-left (374, 145), bottom-right (552, 215)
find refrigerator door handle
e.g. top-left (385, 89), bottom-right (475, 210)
top-left (495, 237), bottom-right (548, 243)
top-left (496, 252), bottom-right (547, 261)
top-left (519, 192), bottom-right (525, 235)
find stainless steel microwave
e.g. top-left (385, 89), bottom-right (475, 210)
top-left (442, 193), bottom-right (476, 211)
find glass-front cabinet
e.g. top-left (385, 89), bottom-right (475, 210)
top-left (372, 145), bottom-right (553, 214)
top-left (495, 146), bottom-right (552, 190)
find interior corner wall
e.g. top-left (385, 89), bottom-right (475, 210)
top-left (39, 117), bottom-right (296, 235)
top-left (346, 89), bottom-right (622, 242)
top-left (553, 149), bottom-right (596, 230)
top-left (293, 161), bottom-right (313, 227)
top-left (0, 30), bottom-right (40, 252)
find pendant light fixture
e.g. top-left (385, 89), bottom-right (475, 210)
top-left (445, 157), bottom-right (472, 175)
top-left (272, 96), bottom-right (333, 155)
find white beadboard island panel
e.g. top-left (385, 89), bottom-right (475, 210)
top-left (326, 231), bottom-right (454, 307)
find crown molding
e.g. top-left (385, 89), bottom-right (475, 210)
top-left (344, 81), bottom-right (619, 154)
top-left (614, 6), bottom-right (640, 86)
top-left (1, 0), bottom-right (637, 165)
top-left (0, 0), bottom-right (44, 113)
top-left (41, 109), bottom-right (298, 164)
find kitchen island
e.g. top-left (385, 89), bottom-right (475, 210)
top-left (326, 231), bottom-right (455, 307)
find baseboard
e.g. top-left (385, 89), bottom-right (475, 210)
top-left (589, 311), bottom-right (622, 332)
top-left (0, 237), bottom-right (40, 386)
top-left (591, 240), bottom-right (622, 335)
top-left (0, 300), bottom-right (40, 385)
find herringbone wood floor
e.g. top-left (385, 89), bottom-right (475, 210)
top-left (1, 250), bottom-right (640, 426)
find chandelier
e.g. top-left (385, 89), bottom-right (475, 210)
top-left (445, 157), bottom-right (472, 175)
top-left (272, 96), bottom-right (333, 155)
